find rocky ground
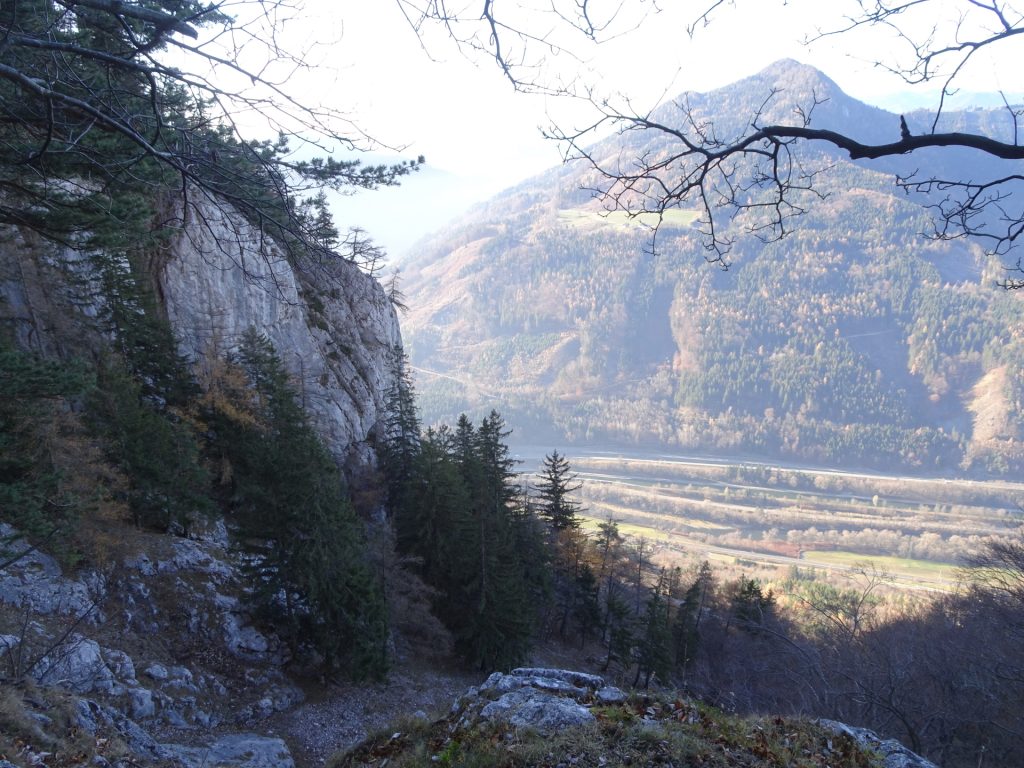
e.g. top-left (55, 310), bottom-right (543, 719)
top-left (271, 662), bottom-right (483, 766)
top-left (335, 667), bottom-right (939, 768)
top-left (0, 520), bottom-right (486, 768)
top-left (0, 522), bottom-right (938, 768)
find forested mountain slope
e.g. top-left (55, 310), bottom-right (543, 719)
top-left (400, 60), bottom-right (1024, 475)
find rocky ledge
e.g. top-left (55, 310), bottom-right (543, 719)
top-left (0, 522), bottom-right (301, 768)
top-left (337, 667), bottom-right (942, 768)
top-left (451, 667), bottom-right (627, 733)
top-left (820, 720), bottom-right (939, 768)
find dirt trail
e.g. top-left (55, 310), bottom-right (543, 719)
top-left (270, 661), bottom-right (484, 766)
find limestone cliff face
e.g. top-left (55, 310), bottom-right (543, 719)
top-left (0, 195), bottom-right (402, 468)
top-left (155, 198), bottom-right (402, 466)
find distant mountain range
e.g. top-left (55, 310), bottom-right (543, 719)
top-left (398, 60), bottom-right (1024, 476)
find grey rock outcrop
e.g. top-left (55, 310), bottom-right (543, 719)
top-left (0, 524), bottom-right (98, 619)
top-left (76, 698), bottom-right (295, 768)
top-left (33, 635), bottom-right (116, 694)
top-left (157, 196), bottom-right (401, 464)
top-left (1, 193), bottom-right (401, 468)
top-left (451, 667), bottom-right (626, 734)
top-left (820, 719), bottom-right (939, 768)
top-left (162, 734), bottom-right (295, 768)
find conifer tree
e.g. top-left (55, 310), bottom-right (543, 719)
top-left (602, 593), bottom-right (635, 672)
top-left (674, 560), bottom-right (715, 673)
top-left (381, 345), bottom-right (422, 535)
top-left (443, 411), bottom-right (536, 669)
top-left (382, 346), bottom-right (421, 468)
top-left (402, 427), bottom-right (467, 593)
top-left (635, 569), bottom-right (673, 688)
top-left (87, 357), bottom-right (211, 533)
top-left (534, 449), bottom-right (583, 531)
top-left (571, 562), bottom-right (602, 647)
top-left (0, 339), bottom-right (90, 548)
top-left (210, 329), bottom-right (387, 677)
top-left (507, 483), bottom-right (551, 622)
top-left (728, 577), bottom-right (776, 633)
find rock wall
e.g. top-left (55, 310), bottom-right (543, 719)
top-left (0, 195), bottom-right (402, 468)
top-left (156, 197), bottom-right (402, 466)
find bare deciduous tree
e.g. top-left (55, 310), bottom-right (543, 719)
top-left (401, 1), bottom-right (1023, 276)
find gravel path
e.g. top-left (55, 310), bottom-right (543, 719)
top-left (270, 662), bottom-right (484, 767)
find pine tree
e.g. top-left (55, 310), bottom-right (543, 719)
top-left (534, 450), bottom-right (583, 531)
top-left (381, 345), bottom-right (421, 524)
top-left (210, 329), bottom-right (387, 677)
top-left (635, 569), bottom-right (673, 688)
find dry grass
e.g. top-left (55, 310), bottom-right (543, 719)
top-left (331, 694), bottom-right (881, 768)
top-left (0, 682), bottom-right (116, 768)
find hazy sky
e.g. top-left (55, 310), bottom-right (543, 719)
top-left (276, 1), bottom-right (1019, 259)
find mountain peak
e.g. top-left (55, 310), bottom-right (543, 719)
top-left (756, 58), bottom-right (831, 80)
top-left (644, 58), bottom-right (883, 143)
top-left (735, 58), bottom-right (846, 103)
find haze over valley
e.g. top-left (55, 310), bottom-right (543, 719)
top-left (402, 61), bottom-right (1023, 480)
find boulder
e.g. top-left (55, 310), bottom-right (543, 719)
top-left (451, 667), bottom-right (626, 734)
top-left (223, 612), bottom-right (280, 663)
top-left (160, 539), bottom-right (233, 581)
top-left (33, 636), bottom-right (115, 694)
top-left (145, 663), bottom-right (169, 681)
top-left (127, 687), bottom-right (156, 720)
top-left (480, 687), bottom-right (594, 731)
top-left (76, 697), bottom-right (293, 767)
top-left (101, 647), bottom-right (136, 683)
top-left (0, 525), bottom-right (96, 619)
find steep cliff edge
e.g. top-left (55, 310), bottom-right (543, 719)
top-left (156, 197), bottom-right (402, 467)
top-left (0, 194), bottom-right (402, 469)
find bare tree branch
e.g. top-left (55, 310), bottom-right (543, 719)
top-left (0, 0), bottom-right (422, 292)
top-left (410, 0), bottom-right (1024, 266)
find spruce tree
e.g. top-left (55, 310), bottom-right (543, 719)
top-left (534, 450), bottom-right (583, 531)
top-left (728, 577), bottom-right (775, 633)
top-left (0, 340), bottom-right (90, 548)
top-left (635, 569), bottom-right (673, 688)
top-left (602, 592), bottom-right (634, 672)
top-left (382, 346), bottom-right (421, 487)
top-left (674, 560), bottom-right (714, 673)
top-left (402, 427), bottom-right (467, 593)
top-left (571, 562), bottom-right (602, 647)
top-left (449, 411), bottom-right (537, 670)
top-left (210, 329), bottom-right (387, 677)
top-left (87, 357), bottom-right (211, 533)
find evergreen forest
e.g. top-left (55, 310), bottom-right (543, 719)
top-left (400, 64), bottom-right (1024, 477)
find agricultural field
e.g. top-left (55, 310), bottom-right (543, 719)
top-left (557, 207), bottom-right (701, 231)
top-left (520, 448), bottom-right (1024, 591)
